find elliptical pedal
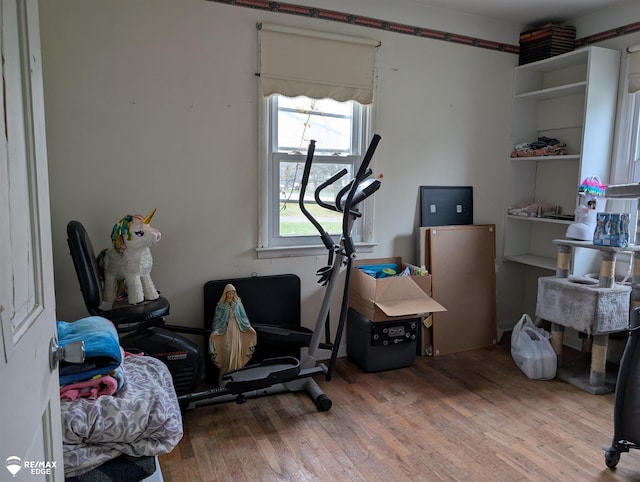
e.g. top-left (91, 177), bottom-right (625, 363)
top-left (252, 323), bottom-right (313, 346)
top-left (223, 356), bottom-right (300, 395)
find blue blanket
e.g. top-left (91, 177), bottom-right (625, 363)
top-left (57, 316), bottom-right (122, 385)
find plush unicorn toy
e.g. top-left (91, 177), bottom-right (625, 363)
top-left (102, 209), bottom-right (161, 305)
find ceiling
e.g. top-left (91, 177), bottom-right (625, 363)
top-left (412, 0), bottom-right (630, 26)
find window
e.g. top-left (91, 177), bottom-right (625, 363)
top-left (608, 47), bottom-right (640, 244)
top-left (628, 94), bottom-right (640, 183)
top-left (256, 23), bottom-right (379, 257)
top-left (258, 94), bottom-right (374, 255)
top-left (608, 48), bottom-right (640, 185)
top-left (614, 91), bottom-right (640, 244)
top-left (614, 47), bottom-right (640, 184)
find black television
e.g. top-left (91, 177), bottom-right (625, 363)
top-left (420, 186), bottom-right (473, 227)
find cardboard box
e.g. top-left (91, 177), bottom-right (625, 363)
top-left (349, 257), bottom-right (446, 322)
top-left (420, 314), bottom-right (433, 356)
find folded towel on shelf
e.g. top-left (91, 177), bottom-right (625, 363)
top-left (57, 316), bottom-right (123, 385)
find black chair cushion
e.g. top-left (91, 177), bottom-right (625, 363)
top-left (103, 296), bottom-right (171, 326)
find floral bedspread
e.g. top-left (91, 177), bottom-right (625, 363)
top-left (61, 354), bottom-right (183, 477)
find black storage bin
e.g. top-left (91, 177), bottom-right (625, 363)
top-left (347, 308), bottom-right (418, 372)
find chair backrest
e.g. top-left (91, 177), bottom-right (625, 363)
top-left (66, 220), bottom-right (104, 315)
top-left (203, 274), bottom-right (301, 328)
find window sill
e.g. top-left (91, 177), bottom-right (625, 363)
top-left (256, 242), bottom-right (377, 259)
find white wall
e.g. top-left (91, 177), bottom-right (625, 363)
top-left (37, 0), bottom-right (534, 356)
top-left (572, 0), bottom-right (640, 38)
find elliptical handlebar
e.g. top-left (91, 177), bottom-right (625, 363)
top-left (299, 135), bottom-right (381, 258)
top-left (355, 134), bottom-right (381, 182)
top-left (298, 140), bottom-right (336, 251)
top-left (300, 134), bottom-right (381, 232)
top-left (314, 168), bottom-right (348, 212)
top-left (339, 134), bottom-right (381, 256)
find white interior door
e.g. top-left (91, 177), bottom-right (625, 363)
top-left (0, 0), bottom-right (64, 480)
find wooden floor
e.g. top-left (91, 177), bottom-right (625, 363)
top-left (158, 341), bottom-right (640, 481)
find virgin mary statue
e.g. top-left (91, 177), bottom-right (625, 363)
top-left (208, 284), bottom-right (257, 382)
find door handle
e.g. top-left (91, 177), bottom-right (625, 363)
top-left (50, 338), bottom-right (85, 370)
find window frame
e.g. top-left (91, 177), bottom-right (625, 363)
top-left (256, 94), bottom-right (377, 259)
top-left (608, 53), bottom-right (640, 244)
top-left (628, 94), bottom-right (640, 182)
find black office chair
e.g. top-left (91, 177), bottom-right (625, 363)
top-left (66, 220), bottom-right (170, 332)
top-left (66, 220), bottom-right (201, 396)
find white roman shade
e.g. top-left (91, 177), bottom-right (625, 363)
top-left (258, 23), bottom-right (379, 105)
top-left (628, 45), bottom-right (640, 93)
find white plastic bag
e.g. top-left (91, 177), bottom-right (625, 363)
top-left (511, 314), bottom-right (557, 380)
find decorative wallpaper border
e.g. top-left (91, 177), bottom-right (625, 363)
top-left (576, 21), bottom-right (640, 46)
top-left (210, 0), bottom-right (518, 53)
top-left (209, 0), bottom-right (640, 54)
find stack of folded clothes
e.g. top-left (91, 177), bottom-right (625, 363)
top-left (511, 136), bottom-right (568, 157)
top-left (57, 316), bottom-right (126, 400)
top-left (507, 201), bottom-right (560, 217)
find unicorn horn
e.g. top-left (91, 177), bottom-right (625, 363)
top-left (143, 208), bottom-right (157, 224)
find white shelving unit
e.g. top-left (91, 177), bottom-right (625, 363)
top-left (504, 46), bottom-right (621, 283)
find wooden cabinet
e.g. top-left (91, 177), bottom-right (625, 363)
top-left (417, 225), bottom-right (497, 356)
top-left (503, 46), bottom-right (620, 276)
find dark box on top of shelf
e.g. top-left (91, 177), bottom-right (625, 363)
top-left (519, 23), bottom-right (576, 65)
top-left (347, 308), bottom-right (419, 372)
